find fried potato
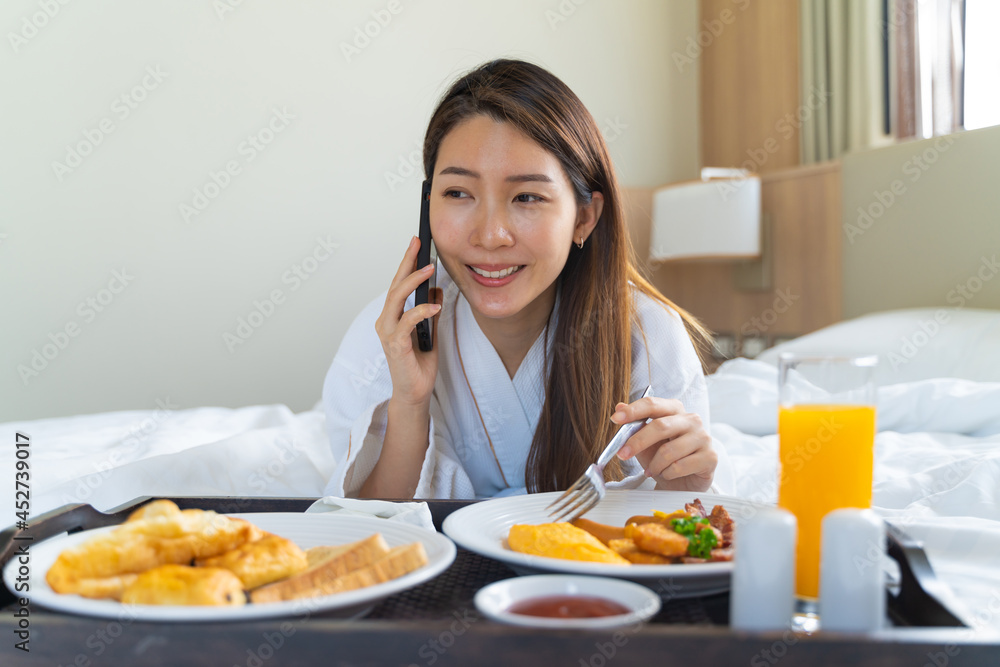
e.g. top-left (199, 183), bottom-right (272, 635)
top-left (607, 538), bottom-right (675, 565)
top-left (196, 533), bottom-right (308, 590)
top-left (507, 523), bottom-right (630, 565)
top-left (625, 522), bottom-right (690, 557)
top-left (121, 565), bottom-right (246, 606)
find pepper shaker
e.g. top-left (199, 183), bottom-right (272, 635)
top-left (730, 507), bottom-right (797, 631)
top-left (820, 508), bottom-right (886, 633)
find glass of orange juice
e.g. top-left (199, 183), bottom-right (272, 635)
top-left (777, 353), bottom-right (877, 631)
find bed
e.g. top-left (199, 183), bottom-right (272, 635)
top-left (4, 307), bottom-right (1000, 633)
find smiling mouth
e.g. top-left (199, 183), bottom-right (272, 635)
top-left (469, 265), bottom-right (523, 279)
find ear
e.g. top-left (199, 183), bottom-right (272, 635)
top-left (574, 191), bottom-right (604, 245)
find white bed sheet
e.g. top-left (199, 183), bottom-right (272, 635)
top-left (0, 403), bottom-right (334, 521)
top-left (2, 358), bottom-right (999, 634)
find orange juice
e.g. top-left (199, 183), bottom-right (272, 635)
top-left (778, 404), bottom-right (876, 599)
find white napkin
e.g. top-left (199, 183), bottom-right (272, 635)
top-left (304, 496), bottom-right (436, 531)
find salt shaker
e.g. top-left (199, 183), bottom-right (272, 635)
top-left (730, 507), bottom-right (797, 631)
top-left (819, 508), bottom-right (886, 632)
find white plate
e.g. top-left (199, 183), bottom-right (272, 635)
top-left (4, 513), bottom-right (456, 622)
top-left (443, 490), bottom-right (765, 599)
top-left (474, 574), bottom-right (661, 630)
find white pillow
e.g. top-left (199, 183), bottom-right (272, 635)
top-left (755, 308), bottom-right (1000, 386)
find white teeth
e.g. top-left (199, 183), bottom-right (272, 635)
top-left (472, 265), bottom-right (521, 279)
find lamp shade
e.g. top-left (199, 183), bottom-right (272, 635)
top-left (649, 173), bottom-right (761, 262)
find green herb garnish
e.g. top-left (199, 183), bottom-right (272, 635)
top-left (670, 517), bottom-right (718, 559)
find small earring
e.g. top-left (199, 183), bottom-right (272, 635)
top-left (576, 238), bottom-right (584, 249)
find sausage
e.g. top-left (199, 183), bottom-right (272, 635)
top-left (570, 518), bottom-right (626, 546)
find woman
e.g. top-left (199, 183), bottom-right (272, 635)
top-left (322, 59), bottom-right (732, 499)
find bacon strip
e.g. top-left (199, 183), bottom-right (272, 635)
top-left (684, 499), bottom-right (707, 518)
top-left (708, 505), bottom-right (734, 548)
top-left (709, 548), bottom-right (734, 562)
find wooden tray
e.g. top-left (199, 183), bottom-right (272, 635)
top-left (1, 496), bottom-right (996, 667)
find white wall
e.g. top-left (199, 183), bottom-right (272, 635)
top-left (0, 0), bottom-right (699, 422)
top-left (842, 124), bottom-right (1000, 319)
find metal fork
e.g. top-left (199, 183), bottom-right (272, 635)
top-left (545, 385), bottom-right (653, 523)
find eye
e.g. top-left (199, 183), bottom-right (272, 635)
top-left (443, 189), bottom-right (469, 199)
top-left (514, 193), bottom-right (543, 203)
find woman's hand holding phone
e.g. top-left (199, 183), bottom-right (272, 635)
top-left (362, 236), bottom-right (442, 498)
top-left (375, 235), bottom-right (442, 407)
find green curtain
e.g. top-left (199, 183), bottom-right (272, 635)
top-left (799, 0), bottom-right (887, 163)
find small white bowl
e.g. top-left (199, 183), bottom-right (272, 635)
top-left (474, 575), bottom-right (661, 630)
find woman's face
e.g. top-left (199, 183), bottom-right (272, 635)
top-left (430, 115), bottom-right (601, 328)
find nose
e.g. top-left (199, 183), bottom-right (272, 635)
top-left (469, 201), bottom-right (514, 250)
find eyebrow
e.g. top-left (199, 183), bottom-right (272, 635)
top-left (437, 166), bottom-right (554, 184)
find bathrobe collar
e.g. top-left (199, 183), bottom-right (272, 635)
top-left (448, 280), bottom-right (560, 495)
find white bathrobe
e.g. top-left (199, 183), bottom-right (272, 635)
top-left (321, 269), bottom-right (733, 499)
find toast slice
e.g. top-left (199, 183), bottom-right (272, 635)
top-left (313, 542), bottom-right (428, 597)
top-left (249, 533), bottom-right (390, 603)
top-left (250, 539), bottom-right (427, 603)
top-left (305, 544), bottom-right (354, 569)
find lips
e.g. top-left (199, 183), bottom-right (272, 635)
top-left (470, 265), bottom-right (521, 279)
top-left (466, 264), bottom-right (524, 287)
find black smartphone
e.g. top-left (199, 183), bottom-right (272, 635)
top-left (414, 179), bottom-right (436, 352)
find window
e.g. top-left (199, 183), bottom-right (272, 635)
top-left (963, 0), bottom-right (1000, 130)
top-left (890, 0), bottom-right (1000, 139)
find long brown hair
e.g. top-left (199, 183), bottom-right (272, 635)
top-left (423, 59), bottom-right (711, 492)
